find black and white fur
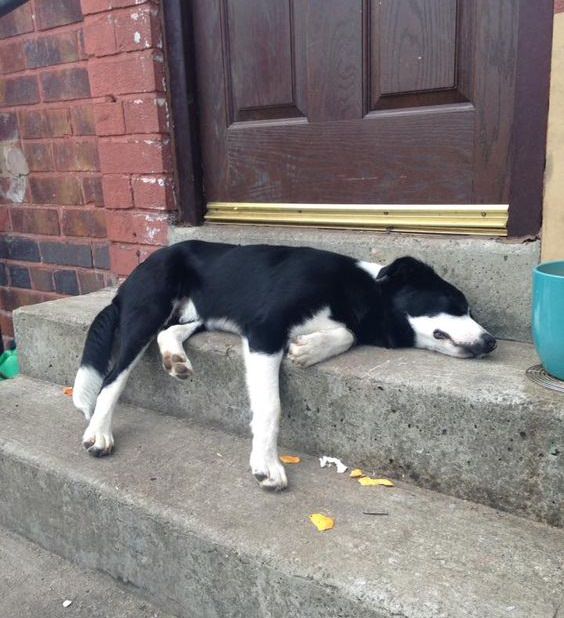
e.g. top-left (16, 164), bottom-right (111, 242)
top-left (73, 241), bottom-right (496, 490)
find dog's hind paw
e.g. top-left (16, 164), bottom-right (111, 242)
top-left (288, 333), bottom-right (326, 368)
top-left (82, 427), bottom-right (114, 457)
top-left (250, 453), bottom-right (288, 491)
top-left (162, 351), bottom-right (193, 380)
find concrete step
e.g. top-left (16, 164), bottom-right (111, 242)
top-left (0, 526), bottom-right (174, 618)
top-left (14, 291), bottom-right (563, 526)
top-left (0, 377), bottom-right (562, 618)
top-left (170, 225), bottom-right (540, 343)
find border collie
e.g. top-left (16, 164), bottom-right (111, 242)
top-left (73, 241), bottom-right (496, 490)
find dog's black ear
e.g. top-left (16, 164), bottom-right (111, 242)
top-left (377, 256), bottom-right (434, 284)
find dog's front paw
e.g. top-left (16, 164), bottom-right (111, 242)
top-left (162, 351), bottom-right (193, 380)
top-left (250, 452), bottom-right (288, 491)
top-left (288, 333), bottom-right (326, 367)
top-left (82, 426), bottom-right (114, 457)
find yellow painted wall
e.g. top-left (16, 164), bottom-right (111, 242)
top-left (542, 13), bottom-right (564, 261)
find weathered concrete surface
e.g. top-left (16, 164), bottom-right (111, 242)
top-left (0, 377), bottom-right (562, 618)
top-left (14, 292), bottom-right (563, 526)
top-left (0, 527), bottom-right (174, 618)
top-left (170, 225), bottom-right (539, 342)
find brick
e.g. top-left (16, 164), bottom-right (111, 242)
top-left (0, 76), bottom-right (40, 106)
top-left (0, 206), bottom-right (9, 231)
top-left (30, 267), bottom-right (54, 292)
top-left (11, 207), bottom-right (60, 235)
top-left (82, 175), bottom-right (103, 205)
top-left (81, 0), bottom-right (157, 15)
top-left (114, 5), bottom-right (160, 53)
top-left (109, 242), bottom-right (139, 275)
top-left (21, 111), bottom-right (45, 139)
top-left (92, 242), bottom-right (110, 269)
top-left (0, 287), bottom-right (57, 311)
top-left (19, 109), bottom-right (72, 139)
top-left (36, 0), bottom-right (83, 31)
top-left (83, 13), bottom-right (116, 56)
top-left (8, 264), bottom-right (31, 289)
top-left (0, 311), bottom-right (14, 338)
top-left (0, 112), bottom-right (18, 140)
top-left (4, 236), bottom-right (40, 262)
top-left (24, 31), bottom-right (80, 69)
top-left (53, 269), bottom-right (79, 294)
top-left (70, 105), bottom-right (95, 135)
top-left (30, 176), bottom-right (83, 205)
top-left (94, 102), bottom-right (125, 135)
top-left (0, 4), bottom-right (34, 39)
top-left (106, 210), bottom-right (167, 245)
top-left (0, 40), bottom-right (26, 73)
top-left (99, 138), bottom-right (171, 174)
top-left (53, 140), bottom-right (99, 171)
top-left (78, 269), bottom-right (105, 293)
top-left (22, 142), bottom-right (54, 172)
top-left (101, 174), bottom-right (132, 209)
top-left (0, 263), bottom-right (7, 286)
top-left (40, 241), bottom-right (92, 267)
top-left (123, 95), bottom-right (167, 134)
top-left (89, 50), bottom-right (164, 96)
top-left (80, 0), bottom-right (112, 15)
top-left (62, 208), bottom-right (106, 237)
top-left (131, 175), bottom-right (174, 210)
top-left (41, 68), bottom-right (91, 102)
top-left (44, 109), bottom-right (73, 137)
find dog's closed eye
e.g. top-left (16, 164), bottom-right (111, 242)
top-left (433, 329), bottom-right (450, 340)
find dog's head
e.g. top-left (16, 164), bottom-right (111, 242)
top-left (378, 257), bottom-right (496, 358)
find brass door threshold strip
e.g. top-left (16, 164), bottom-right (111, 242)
top-left (205, 203), bottom-right (508, 236)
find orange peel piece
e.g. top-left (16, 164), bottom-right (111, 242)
top-left (309, 513), bottom-right (335, 531)
top-left (349, 468), bottom-right (364, 478)
top-left (279, 455), bottom-right (301, 464)
top-left (63, 386), bottom-right (73, 397)
top-left (358, 477), bottom-right (395, 487)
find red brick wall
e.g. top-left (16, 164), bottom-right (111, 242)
top-left (0, 0), bottom-right (175, 349)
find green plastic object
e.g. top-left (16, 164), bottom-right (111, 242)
top-left (0, 349), bottom-right (19, 380)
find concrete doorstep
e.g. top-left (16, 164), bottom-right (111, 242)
top-left (0, 526), bottom-right (173, 618)
top-left (14, 291), bottom-right (563, 526)
top-left (0, 377), bottom-right (562, 618)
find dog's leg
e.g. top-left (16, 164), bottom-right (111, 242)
top-left (243, 340), bottom-right (287, 491)
top-left (288, 326), bottom-right (354, 367)
top-left (82, 348), bottom-right (146, 457)
top-left (82, 311), bottom-right (166, 457)
top-left (157, 321), bottom-right (202, 379)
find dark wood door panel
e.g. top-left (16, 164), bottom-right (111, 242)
top-left (303, 0), bottom-right (364, 121)
top-left (376, 0), bottom-right (458, 96)
top-left (223, 0), bottom-right (304, 122)
top-left (225, 107), bottom-right (474, 203)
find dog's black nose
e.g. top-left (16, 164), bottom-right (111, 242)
top-left (482, 333), bottom-right (497, 353)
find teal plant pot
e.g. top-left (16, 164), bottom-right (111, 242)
top-left (533, 261), bottom-right (564, 381)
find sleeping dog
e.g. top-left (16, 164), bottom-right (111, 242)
top-left (73, 241), bottom-right (496, 490)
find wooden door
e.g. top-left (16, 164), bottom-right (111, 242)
top-left (185, 0), bottom-right (552, 235)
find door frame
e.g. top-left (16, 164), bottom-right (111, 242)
top-left (163, 0), bottom-right (554, 237)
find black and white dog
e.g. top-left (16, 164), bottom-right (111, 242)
top-left (73, 241), bottom-right (496, 490)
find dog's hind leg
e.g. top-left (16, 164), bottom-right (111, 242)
top-left (288, 326), bottom-right (354, 367)
top-left (243, 340), bottom-right (287, 491)
top-left (157, 321), bottom-right (203, 379)
top-left (82, 311), bottom-right (167, 457)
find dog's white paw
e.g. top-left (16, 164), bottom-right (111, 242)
top-left (82, 425), bottom-right (114, 457)
top-left (162, 351), bottom-right (193, 380)
top-left (288, 333), bottom-right (327, 368)
top-left (250, 451), bottom-right (288, 491)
